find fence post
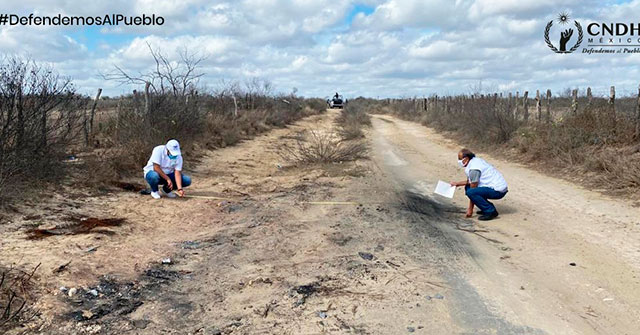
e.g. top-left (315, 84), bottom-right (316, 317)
top-left (546, 89), bottom-right (552, 123)
top-left (523, 91), bottom-right (529, 121)
top-left (587, 87), bottom-right (592, 106)
top-left (609, 86), bottom-right (617, 134)
top-left (536, 90), bottom-right (541, 121)
top-left (434, 95), bottom-right (438, 114)
top-left (515, 91), bottom-right (520, 119)
top-left (445, 96), bottom-right (449, 114)
top-left (571, 89), bottom-right (578, 114)
top-left (232, 95), bottom-right (238, 117)
top-left (144, 81), bottom-right (151, 119)
top-left (507, 92), bottom-right (513, 118)
top-left (88, 88), bottom-right (102, 146)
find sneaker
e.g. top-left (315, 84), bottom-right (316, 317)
top-left (151, 191), bottom-right (161, 199)
top-left (478, 211), bottom-right (499, 221)
top-left (162, 189), bottom-right (177, 198)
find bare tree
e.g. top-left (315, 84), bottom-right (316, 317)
top-left (103, 43), bottom-right (206, 97)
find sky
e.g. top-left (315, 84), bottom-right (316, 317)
top-left (1, 0), bottom-right (640, 98)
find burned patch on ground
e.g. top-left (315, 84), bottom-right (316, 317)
top-left (63, 267), bottom-right (181, 323)
top-left (26, 217), bottom-right (126, 239)
top-left (401, 191), bottom-right (460, 220)
top-left (396, 191), bottom-right (476, 261)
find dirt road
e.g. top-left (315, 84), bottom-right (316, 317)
top-left (5, 110), bottom-right (640, 334)
top-left (368, 114), bottom-right (640, 334)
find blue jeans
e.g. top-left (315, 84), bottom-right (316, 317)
top-left (145, 171), bottom-right (191, 193)
top-left (465, 185), bottom-right (507, 215)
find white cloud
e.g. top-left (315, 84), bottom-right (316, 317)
top-left (1, 0), bottom-right (639, 98)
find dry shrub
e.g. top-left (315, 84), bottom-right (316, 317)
top-left (582, 146), bottom-right (640, 188)
top-left (0, 265), bottom-right (40, 333)
top-left (280, 130), bottom-right (367, 164)
top-left (336, 102), bottom-right (372, 140)
top-left (305, 98), bottom-right (328, 112)
top-left (0, 57), bottom-right (84, 204)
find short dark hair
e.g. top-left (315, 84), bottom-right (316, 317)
top-left (460, 148), bottom-right (475, 159)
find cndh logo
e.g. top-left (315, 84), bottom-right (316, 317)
top-left (545, 12), bottom-right (583, 53)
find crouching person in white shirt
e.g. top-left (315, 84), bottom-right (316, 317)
top-left (142, 139), bottom-right (191, 199)
top-left (450, 148), bottom-right (508, 221)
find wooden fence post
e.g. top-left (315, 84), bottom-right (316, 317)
top-left (609, 85), bottom-right (616, 116)
top-left (609, 86), bottom-right (617, 134)
top-left (434, 95), bottom-right (438, 114)
top-left (536, 90), bottom-right (541, 121)
top-left (571, 89), bottom-right (578, 114)
top-left (88, 88), bottom-right (102, 146)
top-left (587, 87), bottom-right (592, 106)
top-left (232, 95), bottom-right (238, 117)
top-left (546, 89), bottom-right (552, 123)
top-left (523, 91), bottom-right (529, 121)
top-left (144, 81), bottom-right (151, 119)
top-left (507, 92), bottom-right (513, 118)
top-left (515, 91), bottom-right (520, 119)
top-left (444, 96), bottom-right (449, 114)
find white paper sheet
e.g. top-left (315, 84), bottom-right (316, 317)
top-left (434, 180), bottom-right (455, 198)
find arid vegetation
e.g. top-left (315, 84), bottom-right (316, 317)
top-left (0, 51), bottom-right (326, 205)
top-left (0, 57), bottom-right (86, 200)
top-left (279, 100), bottom-right (370, 164)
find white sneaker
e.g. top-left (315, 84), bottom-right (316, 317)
top-left (151, 191), bottom-right (161, 199)
top-left (162, 189), bottom-right (177, 198)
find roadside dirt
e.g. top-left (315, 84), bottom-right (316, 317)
top-left (2, 110), bottom-right (639, 334)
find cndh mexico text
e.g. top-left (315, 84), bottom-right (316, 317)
top-left (586, 23), bottom-right (640, 44)
top-left (587, 23), bottom-right (640, 36)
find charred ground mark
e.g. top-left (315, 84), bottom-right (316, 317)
top-left (61, 266), bottom-right (182, 325)
top-left (26, 217), bottom-right (126, 240)
top-left (393, 190), bottom-right (544, 334)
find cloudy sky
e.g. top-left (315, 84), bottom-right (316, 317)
top-left (1, 0), bottom-right (640, 98)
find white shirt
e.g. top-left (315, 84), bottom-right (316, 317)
top-left (143, 145), bottom-right (183, 177)
top-left (464, 157), bottom-right (508, 192)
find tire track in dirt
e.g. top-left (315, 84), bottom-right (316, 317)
top-left (369, 117), bottom-right (545, 334)
top-left (368, 114), bottom-right (640, 335)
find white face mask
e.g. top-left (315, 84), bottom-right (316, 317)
top-left (458, 159), bottom-right (465, 168)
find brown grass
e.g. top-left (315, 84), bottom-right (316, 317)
top-left (335, 101), bottom-right (372, 140)
top-left (279, 130), bottom-right (367, 164)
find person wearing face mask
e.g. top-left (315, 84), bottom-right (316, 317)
top-left (450, 148), bottom-right (507, 220)
top-left (143, 139), bottom-right (191, 199)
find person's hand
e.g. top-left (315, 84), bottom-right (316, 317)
top-left (450, 181), bottom-right (458, 187)
top-left (465, 208), bottom-right (473, 218)
top-left (166, 179), bottom-right (173, 190)
top-left (176, 189), bottom-right (185, 197)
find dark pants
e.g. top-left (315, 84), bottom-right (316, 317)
top-left (145, 171), bottom-right (191, 193)
top-left (465, 185), bottom-right (507, 215)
